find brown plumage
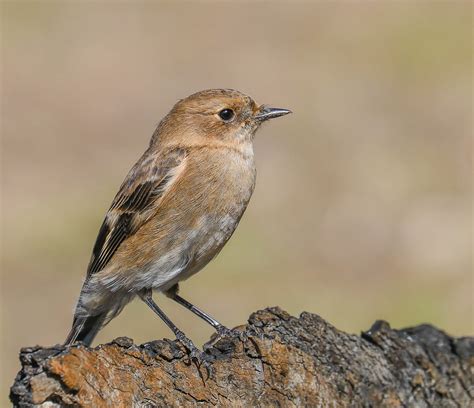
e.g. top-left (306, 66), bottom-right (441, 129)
top-left (65, 89), bottom-right (291, 352)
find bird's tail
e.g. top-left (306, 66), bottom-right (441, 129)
top-left (64, 313), bottom-right (107, 347)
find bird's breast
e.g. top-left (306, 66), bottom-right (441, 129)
top-left (172, 146), bottom-right (256, 275)
top-left (189, 146), bottom-right (255, 246)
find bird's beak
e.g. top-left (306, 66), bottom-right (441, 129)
top-left (254, 105), bottom-right (292, 122)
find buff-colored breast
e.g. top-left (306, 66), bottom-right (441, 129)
top-left (96, 144), bottom-right (256, 293)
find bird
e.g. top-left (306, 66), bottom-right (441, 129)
top-left (64, 89), bottom-right (291, 356)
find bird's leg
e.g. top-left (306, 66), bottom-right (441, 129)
top-left (139, 289), bottom-right (204, 360)
top-left (165, 284), bottom-right (233, 337)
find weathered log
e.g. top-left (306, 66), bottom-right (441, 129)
top-left (10, 307), bottom-right (473, 407)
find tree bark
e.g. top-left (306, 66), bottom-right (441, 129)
top-left (10, 307), bottom-right (474, 407)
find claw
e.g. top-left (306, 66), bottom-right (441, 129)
top-left (216, 325), bottom-right (234, 337)
top-left (217, 325), bottom-right (247, 341)
top-left (175, 330), bottom-right (213, 381)
top-left (196, 352), bottom-right (214, 381)
top-left (203, 326), bottom-right (247, 352)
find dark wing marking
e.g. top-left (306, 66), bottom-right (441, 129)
top-left (114, 173), bottom-right (174, 212)
top-left (88, 213), bottom-right (133, 275)
top-left (117, 182), bottom-right (153, 211)
top-left (86, 148), bottom-right (186, 278)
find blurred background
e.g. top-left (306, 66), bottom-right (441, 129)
top-left (1, 1), bottom-right (472, 402)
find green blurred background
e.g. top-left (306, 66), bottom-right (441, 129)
top-left (2, 1), bottom-right (472, 402)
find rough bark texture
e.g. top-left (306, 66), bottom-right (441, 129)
top-left (10, 307), bottom-right (474, 407)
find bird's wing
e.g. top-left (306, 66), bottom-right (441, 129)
top-left (86, 147), bottom-right (187, 278)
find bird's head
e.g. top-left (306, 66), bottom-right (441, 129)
top-left (155, 89), bottom-right (291, 146)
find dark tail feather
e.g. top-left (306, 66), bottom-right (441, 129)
top-left (64, 313), bottom-right (107, 347)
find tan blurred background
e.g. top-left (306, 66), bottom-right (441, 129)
top-left (1, 1), bottom-right (472, 402)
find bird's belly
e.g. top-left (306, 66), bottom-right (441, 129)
top-left (134, 211), bottom-right (242, 292)
top-left (192, 213), bottom-right (241, 269)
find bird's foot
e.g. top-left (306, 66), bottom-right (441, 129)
top-left (204, 325), bottom-right (247, 350)
top-left (176, 330), bottom-right (199, 357)
top-left (175, 330), bottom-right (213, 380)
top-left (216, 325), bottom-right (235, 337)
top-left (216, 324), bottom-right (247, 341)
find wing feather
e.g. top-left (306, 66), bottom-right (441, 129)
top-left (86, 148), bottom-right (186, 278)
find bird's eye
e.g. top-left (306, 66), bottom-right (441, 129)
top-left (218, 109), bottom-right (235, 122)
